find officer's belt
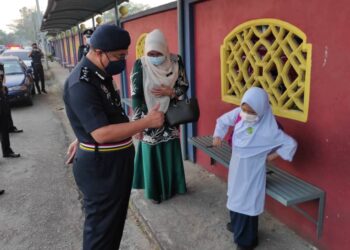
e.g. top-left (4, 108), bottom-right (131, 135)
top-left (79, 138), bottom-right (133, 152)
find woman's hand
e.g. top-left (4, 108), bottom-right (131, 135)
top-left (134, 132), bottom-right (143, 140)
top-left (151, 84), bottom-right (174, 97)
top-left (65, 139), bottom-right (78, 165)
top-left (212, 137), bottom-right (222, 147)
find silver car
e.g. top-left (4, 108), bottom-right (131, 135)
top-left (2, 48), bottom-right (32, 69)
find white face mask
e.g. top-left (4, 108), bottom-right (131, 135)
top-left (86, 37), bottom-right (91, 44)
top-left (240, 111), bottom-right (259, 124)
top-left (147, 55), bottom-right (166, 66)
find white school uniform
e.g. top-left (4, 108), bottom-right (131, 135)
top-left (214, 87), bottom-right (297, 216)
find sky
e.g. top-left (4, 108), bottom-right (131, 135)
top-left (0, 0), bottom-right (173, 33)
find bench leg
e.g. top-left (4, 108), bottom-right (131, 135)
top-left (317, 193), bottom-right (325, 238)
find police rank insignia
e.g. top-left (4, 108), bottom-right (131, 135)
top-left (79, 66), bottom-right (91, 82)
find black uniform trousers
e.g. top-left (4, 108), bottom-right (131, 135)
top-left (73, 146), bottom-right (135, 250)
top-left (230, 211), bottom-right (259, 249)
top-left (0, 107), bottom-right (12, 156)
top-left (33, 63), bottom-right (45, 93)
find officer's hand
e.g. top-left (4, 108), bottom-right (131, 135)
top-left (65, 139), bottom-right (78, 165)
top-left (145, 103), bottom-right (164, 128)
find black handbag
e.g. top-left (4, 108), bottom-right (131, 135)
top-left (165, 95), bottom-right (200, 126)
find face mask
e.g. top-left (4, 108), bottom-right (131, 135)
top-left (104, 59), bottom-right (126, 76)
top-left (86, 37), bottom-right (91, 44)
top-left (240, 111), bottom-right (259, 123)
top-left (147, 55), bottom-right (166, 66)
top-left (103, 52), bottom-right (126, 76)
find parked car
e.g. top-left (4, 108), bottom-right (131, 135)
top-left (0, 45), bottom-right (5, 54)
top-left (0, 56), bottom-right (34, 105)
top-left (1, 48), bottom-right (32, 69)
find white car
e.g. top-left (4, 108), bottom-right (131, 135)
top-left (2, 48), bottom-right (32, 69)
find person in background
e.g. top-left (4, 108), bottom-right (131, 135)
top-left (0, 63), bottom-right (20, 158)
top-left (213, 87), bottom-right (297, 250)
top-left (78, 29), bottom-right (94, 62)
top-left (131, 29), bottom-right (188, 204)
top-left (29, 43), bottom-right (46, 94)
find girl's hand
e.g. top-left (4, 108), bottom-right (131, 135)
top-left (151, 84), bottom-right (174, 97)
top-left (65, 139), bottom-right (78, 165)
top-left (267, 152), bottom-right (279, 162)
top-left (212, 137), bottom-right (222, 147)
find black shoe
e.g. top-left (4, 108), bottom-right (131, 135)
top-left (0, 190), bottom-right (4, 195)
top-left (3, 153), bottom-right (20, 158)
top-left (226, 222), bottom-right (233, 233)
top-left (9, 127), bottom-right (23, 133)
top-left (42, 90), bottom-right (47, 94)
top-left (236, 246), bottom-right (254, 250)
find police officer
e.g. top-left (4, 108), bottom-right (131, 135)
top-left (29, 43), bottom-right (46, 94)
top-left (63, 24), bottom-right (164, 249)
top-left (0, 63), bottom-right (20, 158)
top-left (78, 29), bottom-right (94, 62)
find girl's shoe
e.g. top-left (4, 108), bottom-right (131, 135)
top-left (226, 222), bottom-right (233, 232)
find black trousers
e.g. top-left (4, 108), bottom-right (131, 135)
top-left (230, 211), bottom-right (259, 248)
top-left (7, 110), bottom-right (15, 131)
top-left (73, 146), bottom-right (135, 250)
top-left (33, 64), bottom-right (45, 93)
top-left (0, 111), bottom-right (12, 156)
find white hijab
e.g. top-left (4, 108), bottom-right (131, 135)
top-left (140, 29), bottom-right (179, 112)
top-left (233, 87), bottom-right (296, 159)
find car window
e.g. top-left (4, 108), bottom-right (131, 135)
top-left (2, 60), bottom-right (23, 74)
top-left (2, 51), bottom-right (31, 61)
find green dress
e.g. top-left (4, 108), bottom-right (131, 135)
top-left (131, 55), bottom-right (188, 202)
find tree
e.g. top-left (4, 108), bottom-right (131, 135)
top-left (101, 2), bottom-right (151, 23)
top-left (0, 30), bottom-right (17, 45)
top-left (125, 2), bottom-right (150, 16)
top-left (7, 7), bottom-right (40, 45)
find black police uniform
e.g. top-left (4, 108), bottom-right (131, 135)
top-left (29, 48), bottom-right (46, 93)
top-left (78, 44), bottom-right (90, 62)
top-left (63, 57), bottom-right (134, 250)
top-left (0, 64), bottom-right (16, 157)
top-left (78, 29), bottom-right (94, 62)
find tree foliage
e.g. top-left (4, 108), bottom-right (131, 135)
top-left (101, 2), bottom-right (151, 23)
top-left (0, 7), bottom-right (41, 46)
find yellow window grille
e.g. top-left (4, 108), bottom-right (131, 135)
top-left (220, 19), bottom-right (312, 122)
top-left (136, 33), bottom-right (147, 59)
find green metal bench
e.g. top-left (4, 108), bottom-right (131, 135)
top-left (189, 135), bottom-right (325, 238)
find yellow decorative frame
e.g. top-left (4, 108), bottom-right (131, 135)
top-left (135, 33), bottom-right (147, 59)
top-left (220, 19), bottom-right (312, 122)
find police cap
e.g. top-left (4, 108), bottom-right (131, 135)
top-left (90, 24), bottom-right (130, 52)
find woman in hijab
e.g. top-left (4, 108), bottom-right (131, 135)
top-left (131, 29), bottom-right (188, 204)
top-left (213, 87), bottom-right (297, 250)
